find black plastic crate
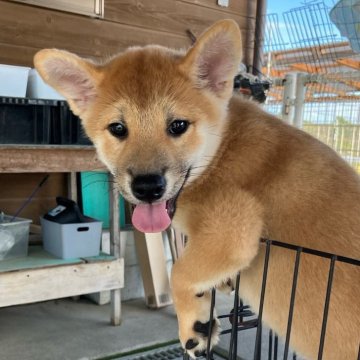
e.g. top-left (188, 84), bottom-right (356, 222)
top-left (0, 97), bottom-right (53, 144)
top-left (57, 103), bottom-right (92, 146)
top-left (0, 97), bottom-right (92, 145)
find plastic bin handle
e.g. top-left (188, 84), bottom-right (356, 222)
top-left (77, 227), bottom-right (89, 232)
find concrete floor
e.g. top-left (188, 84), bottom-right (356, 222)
top-left (0, 295), bottom-right (298, 360)
top-left (0, 297), bottom-right (179, 360)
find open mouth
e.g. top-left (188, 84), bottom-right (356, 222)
top-left (131, 168), bottom-right (190, 233)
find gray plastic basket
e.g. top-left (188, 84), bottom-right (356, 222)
top-left (41, 217), bottom-right (102, 259)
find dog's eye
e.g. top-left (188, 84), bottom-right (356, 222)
top-left (168, 120), bottom-right (189, 137)
top-left (108, 122), bottom-right (128, 139)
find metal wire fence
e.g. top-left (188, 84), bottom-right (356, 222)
top-left (183, 239), bottom-right (360, 360)
top-left (261, 1), bottom-right (360, 172)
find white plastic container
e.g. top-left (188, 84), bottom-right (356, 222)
top-left (0, 215), bottom-right (32, 260)
top-left (0, 65), bottom-right (30, 98)
top-left (26, 69), bottom-right (64, 100)
top-left (41, 217), bottom-right (102, 259)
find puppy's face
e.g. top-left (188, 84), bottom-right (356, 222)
top-left (34, 20), bottom-right (242, 233)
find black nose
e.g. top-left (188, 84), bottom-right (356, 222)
top-left (131, 174), bottom-right (166, 202)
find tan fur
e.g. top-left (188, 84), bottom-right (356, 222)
top-left (35, 20), bottom-right (359, 359)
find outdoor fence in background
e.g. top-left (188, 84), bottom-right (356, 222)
top-left (260, 1), bottom-right (360, 172)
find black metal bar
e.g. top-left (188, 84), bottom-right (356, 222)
top-left (283, 248), bottom-right (302, 359)
top-left (10, 174), bottom-right (50, 221)
top-left (218, 309), bottom-right (253, 319)
top-left (254, 240), bottom-right (272, 360)
top-left (233, 274), bottom-right (241, 359)
top-left (268, 330), bottom-right (273, 360)
top-left (206, 288), bottom-right (216, 360)
top-left (260, 238), bottom-right (359, 267)
top-left (220, 320), bottom-right (258, 335)
top-left (240, 299), bottom-right (244, 323)
top-left (228, 273), bottom-right (241, 359)
top-left (274, 335), bottom-right (278, 360)
top-left (317, 255), bottom-right (336, 360)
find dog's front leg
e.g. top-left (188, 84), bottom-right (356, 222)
top-left (171, 192), bottom-right (263, 358)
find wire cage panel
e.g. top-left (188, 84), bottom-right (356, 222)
top-left (182, 239), bottom-right (359, 360)
top-left (260, 1), bottom-right (360, 173)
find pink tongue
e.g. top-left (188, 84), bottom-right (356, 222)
top-left (132, 202), bottom-right (171, 233)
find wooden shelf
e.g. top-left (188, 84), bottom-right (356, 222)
top-left (0, 145), bottom-right (123, 324)
top-left (0, 145), bottom-right (106, 173)
top-left (0, 247), bottom-right (123, 308)
top-left (0, 246), bottom-right (116, 273)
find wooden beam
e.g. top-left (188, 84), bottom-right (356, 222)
top-left (109, 177), bottom-right (122, 325)
top-left (267, 90), bottom-right (283, 101)
top-left (261, 66), bottom-right (287, 78)
top-left (327, 74), bottom-right (360, 91)
top-left (341, 80), bottom-right (360, 91)
top-left (270, 41), bottom-right (351, 58)
top-left (336, 58), bottom-right (360, 70)
top-left (0, 258), bottom-right (124, 307)
top-left (0, 0), bottom-right (189, 66)
top-left (267, 42), bottom-right (355, 66)
top-left (307, 83), bottom-right (347, 97)
top-left (105, 0), bottom-right (250, 36)
top-left (134, 231), bottom-right (172, 309)
top-left (290, 63), bottom-right (324, 74)
top-left (304, 95), bottom-right (360, 102)
top-left (0, 145), bottom-right (105, 173)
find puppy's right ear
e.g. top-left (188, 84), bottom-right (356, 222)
top-left (180, 20), bottom-right (242, 102)
top-left (34, 49), bottom-right (103, 117)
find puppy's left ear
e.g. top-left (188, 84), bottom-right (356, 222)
top-left (34, 49), bottom-right (103, 117)
top-left (180, 19), bottom-right (242, 100)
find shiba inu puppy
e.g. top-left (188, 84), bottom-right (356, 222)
top-left (34, 20), bottom-right (359, 359)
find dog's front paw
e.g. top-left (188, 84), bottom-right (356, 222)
top-left (181, 317), bottom-right (220, 358)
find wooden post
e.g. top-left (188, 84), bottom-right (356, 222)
top-left (134, 230), bottom-right (172, 308)
top-left (68, 172), bottom-right (81, 301)
top-left (67, 172), bottom-right (78, 202)
top-left (109, 174), bottom-right (122, 325)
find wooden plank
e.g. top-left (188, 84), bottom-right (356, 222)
top-left (13, 0), bottom-right (103, 17)
top-left (290, 63), bottom-right (324, 73)
top-left (307, 83), bottom-right (347, 96)
top-left (0, 257), bottom-right (124, 307)
top-left (336, 58), bottom-right (360, 71)
top-left (0, 246), bottom-right (117, 273)
top-left (179, 0), bottom-right (255, 17)
top-left (0, 0), bottom-right (255, 67)
top-left (67, 172), bottom-right (78, 202)
top-left (0, 145), bottom-right (105, 173)
top-left (134, 230), bottom-right (172, 308)
top-left (105, 0), bottom-right (250, 37)
top-left (0, 172), bottom-right (66, 198)
top-left (0, 246), bottom-right (83, 273)
top-left (0, 43), bottom-right (42, 67)
top-left (83, 252), bottom-right (117, 262)
top-left (111, 289), bottom-right (122, 325)
top-left (109, 177), bottom-right (121, 259)
top-left (109, 176), bottom-right (122, 325)
top-left (0, 172), bottom-right (66, 224)
top-left (0, 0), bottom-right (189, 65)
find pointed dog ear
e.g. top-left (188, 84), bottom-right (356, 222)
top-left (180, 19), bottom-right (242, 100)
top-left (34, 49), bottom-right (103, 117)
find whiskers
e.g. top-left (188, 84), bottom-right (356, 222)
top-left (175, 154), bottom-right (222, 182)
